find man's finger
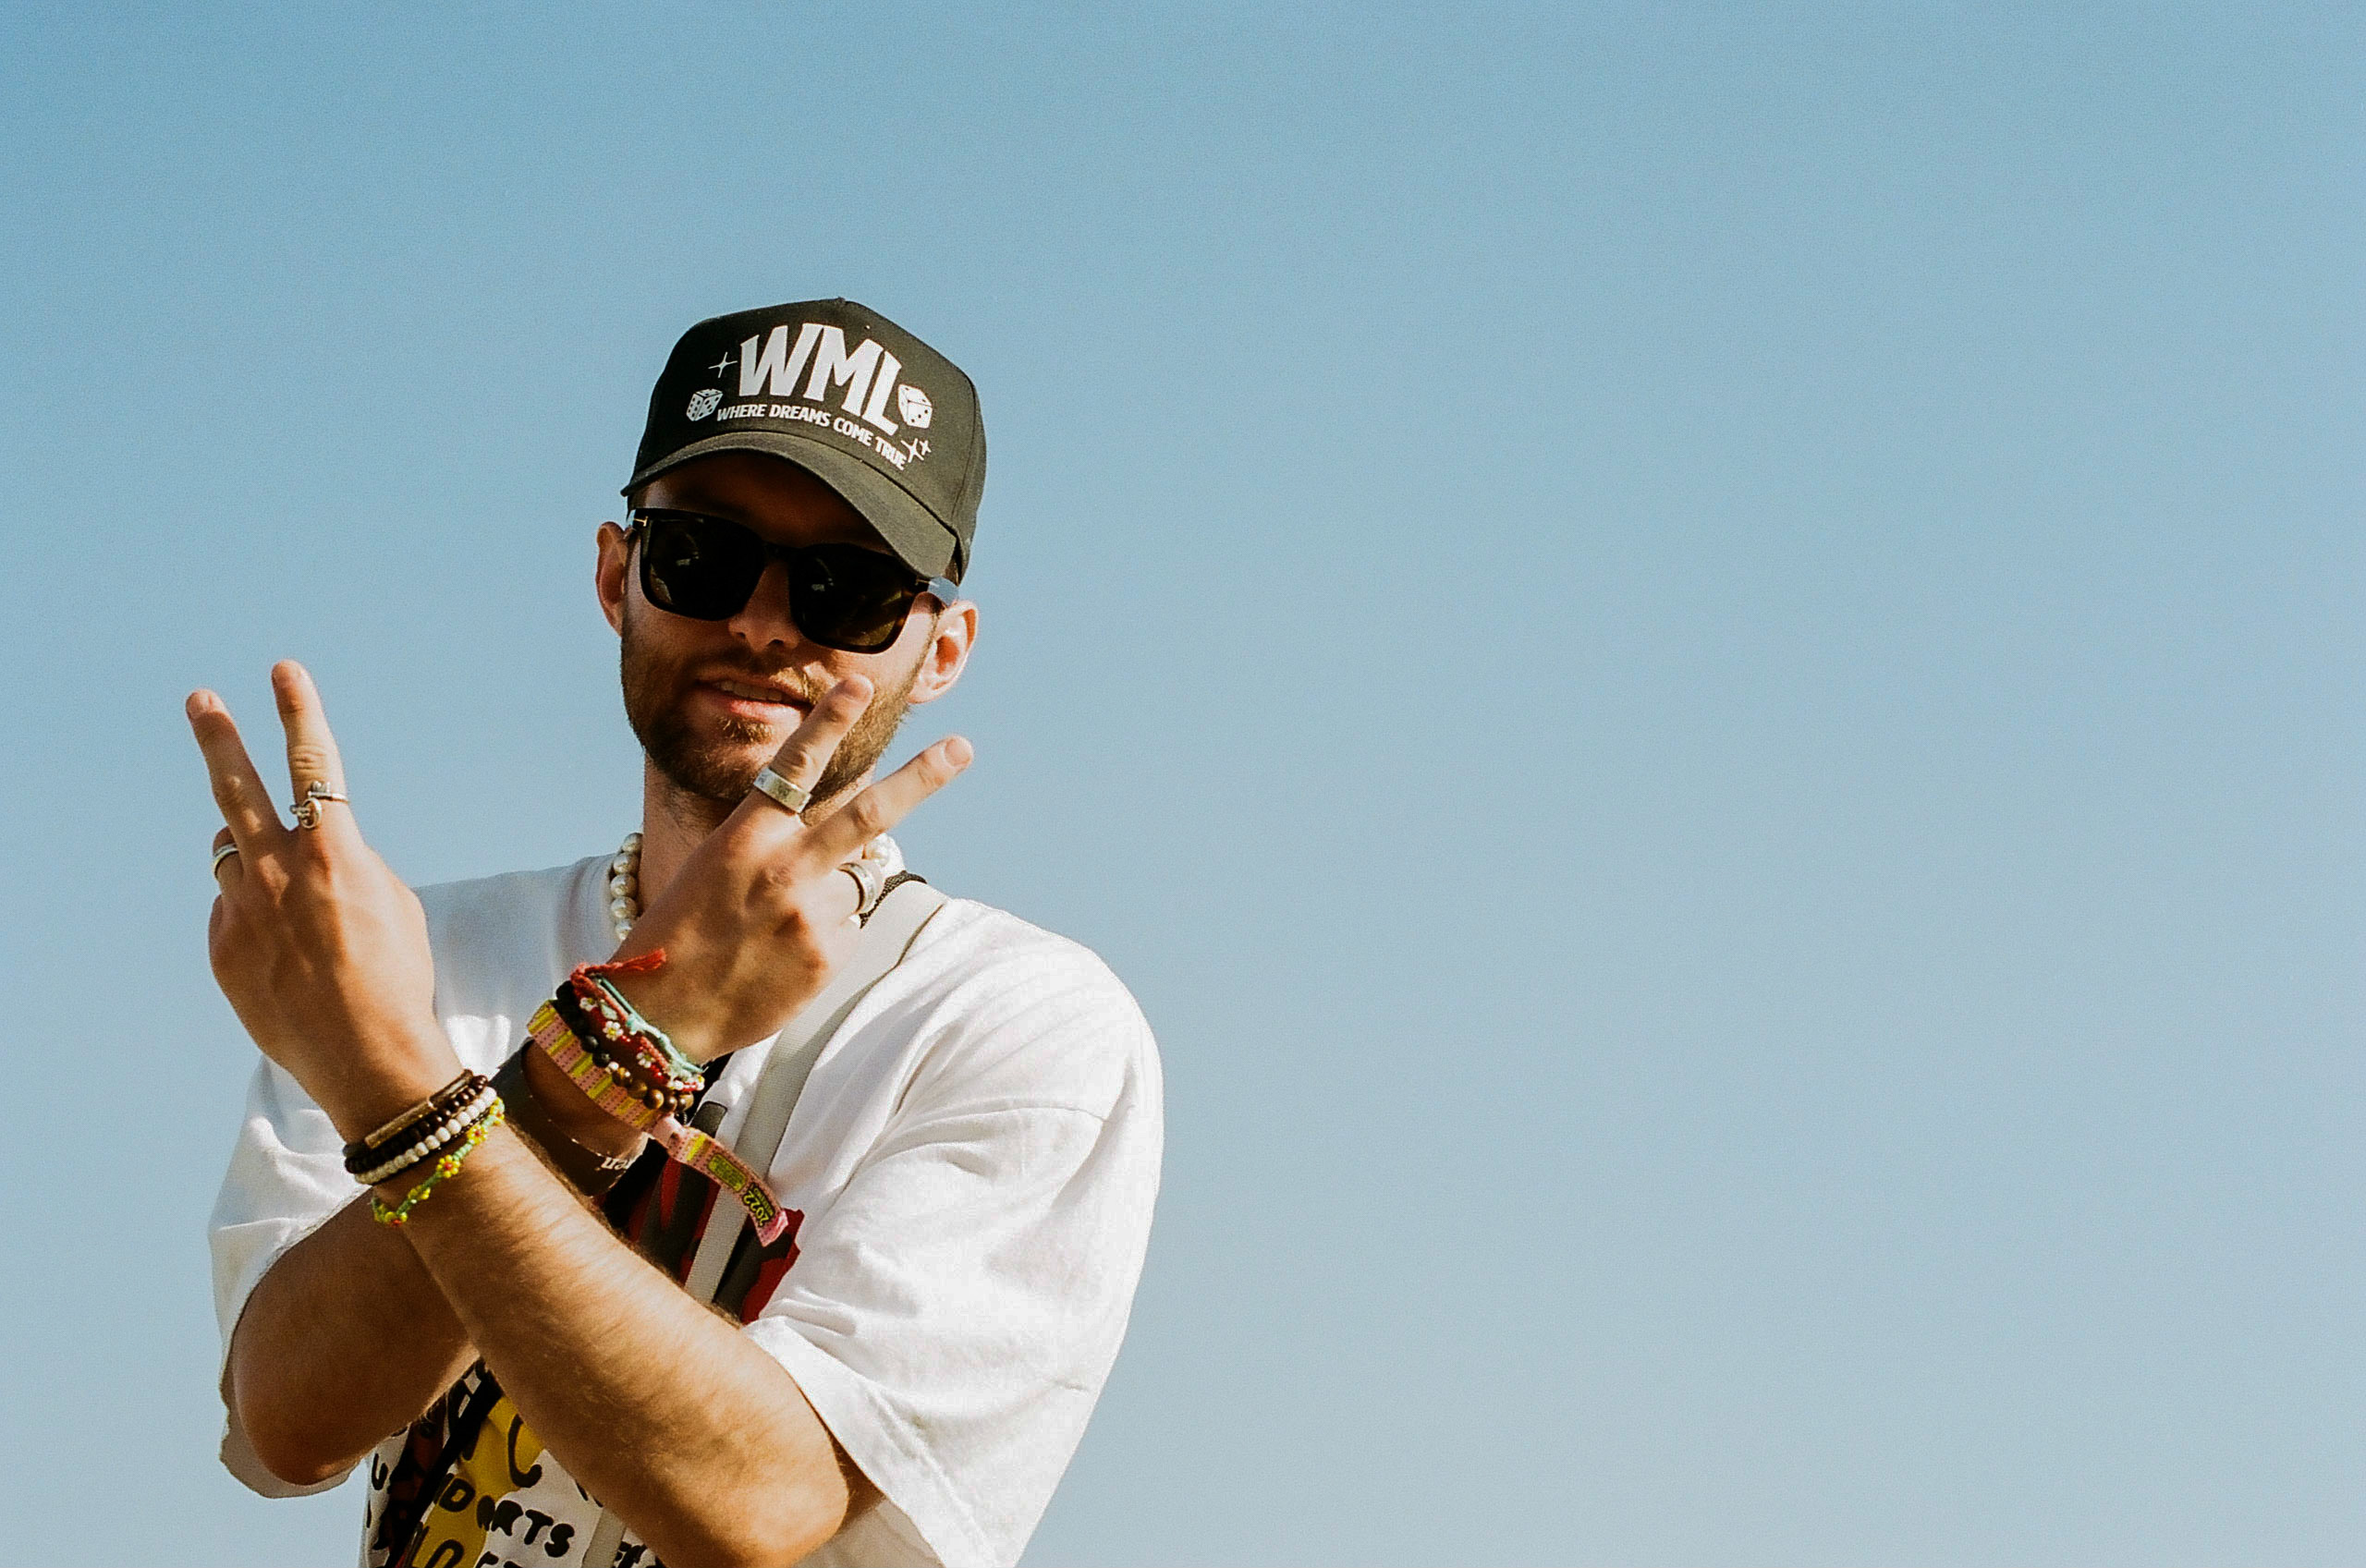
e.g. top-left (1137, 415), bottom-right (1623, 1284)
top-left (273, 661), bottom-right (353, 833)
top-left (187, 690), bottom-right (284, 847)
top-left (799, 735), bottom-right (972, 868)
top-left (746, 675), bottom-right (872, 815)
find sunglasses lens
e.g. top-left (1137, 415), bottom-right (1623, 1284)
top-left (640, 514), bottom-right (762, 619)
top-left (789, 544), bottom-right (921, 652)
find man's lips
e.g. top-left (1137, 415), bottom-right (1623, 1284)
top-left (694, 676), bottom-right (813, 718)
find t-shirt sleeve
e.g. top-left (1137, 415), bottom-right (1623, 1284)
top-left (207, 1055), bottom-right (364, 1497)
top-left (741, 952), bottom-right (1164, 1568)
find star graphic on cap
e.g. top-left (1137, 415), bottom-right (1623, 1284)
top-left (709, 353), bottom-right (735, 377)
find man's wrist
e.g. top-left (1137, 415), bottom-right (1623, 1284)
top-left (316, 1021), bottom-right (469, 1147)
top-left (519, 1042), bottom-right (650, 1161)
top-left (369, 1115), bottom-right (523, 1218)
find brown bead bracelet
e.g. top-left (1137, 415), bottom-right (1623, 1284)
top-left (342, 1072), bottom-right (486, 1178)
top-left (551, 983), bottom-right (699, 1121)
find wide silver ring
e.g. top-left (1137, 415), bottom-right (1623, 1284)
top-left (211, 842), bottom-right (242, 876)
top-left (291, 780), bottom-right (349, 830)
top-left (750, 765), bottom-right (811, 816)
top-left (840, 855), bottom-right (888, 921)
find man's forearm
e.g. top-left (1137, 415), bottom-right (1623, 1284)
top-left (395, 1125), bottom-right (853, 1567)
top-left (223, 1047), bottom-right (848, 1559)
top-left (230, 1196), bottom-right (476, 1485)
top-left (228, 1039), bottom-right (654, 1486)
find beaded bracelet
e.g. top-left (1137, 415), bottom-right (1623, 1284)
top-left (343, 1071), bottom-right (479, 1173)
top-left (585, 974), bottom-right (701, 1082)
top-left (347, 1076), bottom-right (492, 1183)
top-left (369, 1098), bottom-right (506, 1227)
top-left (528, 993), bottom-right (788, 1245)
top-left (550, 979), bottom-right (693, 1124)
top-left (351, 1080), bottom-right (501, 1186)
top-left (563, 966), bottom-right (701, 1119)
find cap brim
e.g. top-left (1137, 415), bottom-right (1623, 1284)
top-left (622, 430), bottom-right (961, 581)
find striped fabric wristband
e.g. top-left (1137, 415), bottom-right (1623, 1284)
top-left (527, 1001), bottom-right (789, 1245)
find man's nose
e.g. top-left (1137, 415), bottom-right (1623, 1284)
top-left (726, 560), bottom-right (805, 649)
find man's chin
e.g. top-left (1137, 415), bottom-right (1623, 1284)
top-left (625, 649), bottom-right (918, 814)
top-left (645, 732), bottom-right (781, 807)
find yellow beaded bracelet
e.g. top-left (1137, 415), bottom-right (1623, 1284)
top-left (370, 1099), bottom-right (506, 1227)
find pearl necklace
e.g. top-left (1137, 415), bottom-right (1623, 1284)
top-left (606, 827), bottom-right (902, 945)
top-left (608, 832), bottom-right (643, 942)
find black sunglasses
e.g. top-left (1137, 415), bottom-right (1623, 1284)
top-left (627, 509), bottom-right (940, 654)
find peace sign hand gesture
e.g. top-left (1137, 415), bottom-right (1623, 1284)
top-left (602, 674), bottom-right (972, 1064)
top-left (189, 661), bottom-right (457, 1141)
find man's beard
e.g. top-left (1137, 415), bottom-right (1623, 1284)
top-left (620, 618), bottom-right (920, 813)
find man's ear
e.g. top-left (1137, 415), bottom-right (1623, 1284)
top-left (907, 599), bottom-right (977, 706)
top-left (595, 521), bottom-right (630, 636)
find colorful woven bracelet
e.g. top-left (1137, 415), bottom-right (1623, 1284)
top-left (527, 999), bottom-right (788, 1245)
top-left (558, 968), bottom-right (700, 1120)
top-left (586, 974), bottom-right (701, 1083)
top-left (369, 1098), bottom-right (506, 1227)
top-left (566, 970), bottom-right (701, 1100)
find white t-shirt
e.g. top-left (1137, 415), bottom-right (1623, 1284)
top-left (208, 848), bottom-right (1164, 1568)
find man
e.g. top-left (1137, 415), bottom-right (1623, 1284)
top-left (200, 298), bottom-right (1163, 1568)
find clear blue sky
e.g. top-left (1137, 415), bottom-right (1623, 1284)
top-left (3, 5), bottom-right (2358, 1563)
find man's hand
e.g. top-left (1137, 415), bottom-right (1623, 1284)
top-left (610, 674), bottom-right (972, 1062)
top-left (189, 661), bottom-right (458, 1140)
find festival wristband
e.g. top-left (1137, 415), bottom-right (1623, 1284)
top-left (528, 1001), bottom-right (788, 1245)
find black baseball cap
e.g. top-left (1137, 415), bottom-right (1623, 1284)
top-left (624, 298), bottom-right (985, 583)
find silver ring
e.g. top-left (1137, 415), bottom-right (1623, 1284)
top-left (211, 842), bottom-right (241, 875)
top-left (291, 780), bottom-right (349, 831)
top-left (750, 765), bottom-right (811, 816)
top-left (840, 856), bottom-right (887, 921)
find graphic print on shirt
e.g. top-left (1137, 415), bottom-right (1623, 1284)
top-left (365, 1152), bottom-right (804, 1568)
top-left (368, 1366), bottom-right (580, 1568)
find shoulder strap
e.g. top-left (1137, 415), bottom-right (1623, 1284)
top-left (580, 879), bottom-right (948, 1568)
top-left (680, 878), bottom-right (946, 1302)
